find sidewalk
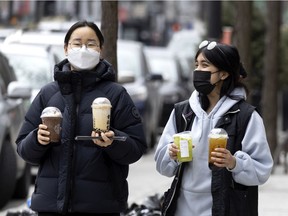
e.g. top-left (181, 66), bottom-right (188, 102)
top-left (127, 151), bottom-right (173, 205)
top-left (127, 152), bottom-right (288, 216)
top-left (258, 165), bottom-right (288, 216)
top-left (1, 152), bottom-right (287, 216)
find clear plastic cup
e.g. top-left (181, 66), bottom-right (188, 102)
top-left (40, 107), bottom-right (63, 142)
top-left (91, 97), bottom-right (112, 133)
top-left (173, 131), bottom-right (193, 162)
top-left (208, 128), bottom-right (228, 169)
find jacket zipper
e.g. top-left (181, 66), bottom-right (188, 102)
top-left (68, 104), bottom-right (79, 212)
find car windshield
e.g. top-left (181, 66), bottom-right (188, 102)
top-left (6, 54), bottom-right (52, 88)
top-left (118, 49), bottom-right (141, 78)
top-left (149, 58), bottom-right (179, 82)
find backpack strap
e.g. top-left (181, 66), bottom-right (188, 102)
top-left (174, 100), bottom-right (194, 133)
top-left (223, 100), bottom-right (256, 153)
top-left (235, 100), bottom-right (256, 151)
top-left (162, 100), bottom-right (195, 216)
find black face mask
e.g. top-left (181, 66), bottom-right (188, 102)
top-left (193, 70), bottom-right (220, 95)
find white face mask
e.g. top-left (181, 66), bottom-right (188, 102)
top-left (67, 46), bottom-right (100, 70)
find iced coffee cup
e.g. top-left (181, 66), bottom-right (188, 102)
top-left (208, 128), bottom-right (228, 169)
top-left (41, 107), bottom-right (63, 142)
top-left (91, 97), bottom-right (112, 133)
top-left (173, 131), bottom-right (193, 162)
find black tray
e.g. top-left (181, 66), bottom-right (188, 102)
top-left (75, 136), bottom-right (127, 142)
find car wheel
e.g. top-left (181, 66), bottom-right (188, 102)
top-left (13, 163), bottom-right (31, 199)
top-left (0, 140), bottom-right (17, 209)
top-left (144, 129), bottom-right (156, 153)
top-left (150, 131), bottom-right (156, 149)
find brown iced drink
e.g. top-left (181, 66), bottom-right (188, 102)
top-left (41, 107), bottom-right (63, 142)
top-left (208, 128), bottom-right (228, 169)
top-left (91, 97), bottom-right (112, 133)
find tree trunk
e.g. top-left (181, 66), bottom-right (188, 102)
top-left (262, 1), bottom-right (281, 155)
top-left (101, 0), bottom-right (118, 79)
top-left (206, 1), bottom-right (222, 40)
top-left (233, 1), bottom-right (252, 102)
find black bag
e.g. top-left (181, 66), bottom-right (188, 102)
top-left (161, 163), bottom-right (184, 216)
top-left (161, 100), bottom-right (194, 216)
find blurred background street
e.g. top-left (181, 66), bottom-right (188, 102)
top-left (0, 0), bottom-right (288, 215)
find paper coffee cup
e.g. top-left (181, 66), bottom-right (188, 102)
top-left (41, 107), bottom-right (63, 142)
top-left (208, 128), bottom-right (228, 168)
top-left (91, 97), bottom-right (112, 133)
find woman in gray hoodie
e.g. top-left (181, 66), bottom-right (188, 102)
top-left (155, 40), bottom-right (273, 216)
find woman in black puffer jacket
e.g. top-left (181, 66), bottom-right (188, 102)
top-left (16, 20), bottom-right (147, 216)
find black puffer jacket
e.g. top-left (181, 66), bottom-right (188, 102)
top-left (16, 59), bottom-right (147, 214)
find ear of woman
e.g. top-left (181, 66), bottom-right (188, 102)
top-left (220, 71), bottom-right (229, 80)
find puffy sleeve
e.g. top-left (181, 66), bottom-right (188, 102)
top-left (229, 111), bottom-right (274, 185)
top-left (16, 88), bottom-right (52, 165)
top-left (154, 109), bottom-right (179, 177)
top-left (103, 87), bottom-right (147, 165)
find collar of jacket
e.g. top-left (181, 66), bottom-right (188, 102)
top-left (215, 102), bottom-right (241, 128)
top-left (54, 59), bottom-right (116, 83)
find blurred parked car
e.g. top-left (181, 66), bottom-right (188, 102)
top-left (117, 40), bottom-right (163, 149)
top-left (0, 43), bottom-right (59, 106)
top-left (37, 19), bottom-right (78, 32)
top-left (0, 51), bottom-right (31, 209)
top-left (3, 29), bottom-right (66, 61)
top-left (0, 27), bottom-right (18, 45)
top-left (178, 56), bottom-right (195, 93)
top-left (167, 26), bottom-right (204, 80)
top-left (144, 46), bottom-right (191, 130)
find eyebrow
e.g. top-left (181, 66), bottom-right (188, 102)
top-left (71, 38), bottom-right (98, 42)
top-left (70, 38), bottom-right (81, 41)
top-left (196, 59), bottom-right (212, 65)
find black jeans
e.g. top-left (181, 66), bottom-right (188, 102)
top-left (38, 213), bottom-right (120, 216)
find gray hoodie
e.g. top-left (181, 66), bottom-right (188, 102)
top-left (154, 88), bottom-right (273, 216)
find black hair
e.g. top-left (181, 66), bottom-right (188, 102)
top-left (195, 42), bottom-right (248, 110)
top-left (64, 20), bottom-right (104, 48)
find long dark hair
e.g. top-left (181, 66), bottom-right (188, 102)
top-left (195, 42), bottom-right (248, 110)
top-left (64, 20), bottom-right (104, 48)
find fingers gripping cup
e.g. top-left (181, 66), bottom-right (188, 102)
top-left (41, 107), bottom-right (63, 142)
top-left (173, 131), bottom-right (193, 162)
top-left (91, 97), bottom-right (112, 133)
top-left (208, 128), bottom-right (228, 169)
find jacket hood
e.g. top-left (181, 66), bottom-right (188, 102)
top-left (189, 87), bottom-right (246, 118)
top-left (189, 87), bottom-right (246, 139)
top-left (54, 59), bottom-right (116, 82)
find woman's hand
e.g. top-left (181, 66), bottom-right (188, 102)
top-left (210, 148), bottom-right (236, 170)
top-left (91, 130), bottom-right (114, 147)
top-left (168, 143), bottom-right (179, 160)
top-left (38, 124), bottom-right (51, 145)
